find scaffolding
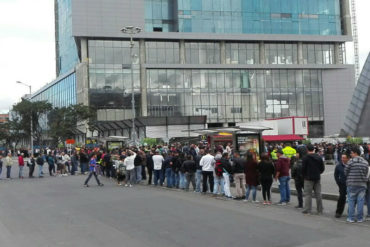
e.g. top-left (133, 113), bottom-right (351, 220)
top-left (351, 0), bottom-right (360, 82)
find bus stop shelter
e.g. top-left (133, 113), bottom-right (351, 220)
top-left (189, 125), bottom-right (272, 156)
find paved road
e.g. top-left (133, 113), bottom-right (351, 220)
top-left (1, 172), bottom-right (370, 247)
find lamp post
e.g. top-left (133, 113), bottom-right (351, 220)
top-left (121, 26), bottom-right (142, 146)
top-left (16, 81), bottom-right (33, 155)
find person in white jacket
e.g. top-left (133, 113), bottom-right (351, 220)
top-left (200, 150), bottom-right (215, 194)
top-left (123, 150), bottom-right (136, 187)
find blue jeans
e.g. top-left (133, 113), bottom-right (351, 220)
top-left (6, 166), bottom-right (11, 178)
top-left (38, 165), bottom-right (43, 177)
top-left (135, 166), bottom-right (142, 183)
top-left (279, 176), bottom-right (291, 203)
top-left (366, 184), bottom-right (370, 217)
top-left (195, 169), bottom-right (202, 192)
top-left (213, 175), bottom-right (224, 195)
top-left (179, 172), bottom-right (186, 189)
top-left (171, 170), bottom-right (179, 188)
top-left (246, 185), bottom-right (257, 201)
top-left (347, 186), bottom-right (366, 221)
top-left (153, 170), bottom-right (163, 186)
top-left (19, 166), bottom-right (24, 178)
top-left (165, 168), bottom-right (173, 187)
top-left (0, 166), bottom-right (2, 178)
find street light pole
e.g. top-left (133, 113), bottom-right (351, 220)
top-left (16, 81), bottom-right (33, 155)
top-left (121, 26), bottom-right (142, 146)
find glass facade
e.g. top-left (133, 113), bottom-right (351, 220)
top-left (146, 69), bottom-right (324, 122)
top-left (302, 44), bottom-right (335, 64)
top-left (145, 0), bottom-right (342, 35)
top-left (146, 41), bottom-right (180, 64)
top-left (86, 39), bottom-right (333, 126)
top-left (88, 40), bottom-right (141, 114)
top-left (343, 54), bottom-right (370, 135)
top-left (57, 0), bottom-right (79, 75)
top-left (225, 43), bottom-right (259, 64)
top-left (145, 0), bottom-right (177, 32)
top-left (32, 73), bottom-right (77, 108)
top-left (185, 42), bottom-right (220, 64)
top-left (265, 43), bottom-right (298, 64)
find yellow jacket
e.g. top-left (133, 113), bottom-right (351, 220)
top-left (283, 146), bottom-right (296, 159)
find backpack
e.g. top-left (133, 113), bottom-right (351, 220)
top-left (215, 160), bottom-right (223, 177)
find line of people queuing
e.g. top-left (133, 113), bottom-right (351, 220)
top-left (1, 141), bottom-right (370, 224)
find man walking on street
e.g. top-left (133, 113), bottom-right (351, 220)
top-left (345, 146), bottom-right (369, 223)
top-left (302, 144), bottom-right (325, 215)
top-left (84, 154), bottom-right (104, 187)
top-left (334, 153), bottom-right (349, 218)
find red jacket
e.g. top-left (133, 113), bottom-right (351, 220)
top-left (276, 156), bottom-right (290, 178)
top-left (18, 156), bottom-right (25, 166)
top-left (245, 160), bottom-right (259, 186)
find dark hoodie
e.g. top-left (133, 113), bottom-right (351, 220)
top-left (276, 155), bottom-right (290, 178)
top-left (302, 153), bottom-right (325, 181)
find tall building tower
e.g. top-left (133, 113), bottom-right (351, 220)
top-left (32, 0), bottom-right (356, 141)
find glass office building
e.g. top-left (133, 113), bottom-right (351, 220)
top-left (30, 0), bottom-right (355, 140)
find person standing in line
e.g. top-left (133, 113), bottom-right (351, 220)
top-left (345, 146), bottom-right (369, 223)
top-left (0, 155), bottom-right (3, 179)
top-left (5, 153), bottom-right (12, 179)
top-left (334, 153), bottom-right (349, 218)
top-left (213, 152), bottom-right (225, 196)
top-left (195, 149), bottom-right (205, 193)
top-left (62, 152), bottom-right (71, 174)
top-left (182, 155), bottom-right (197, 191)
top-left (79, 150), bottom-right (89, 175)
top-left (134, 150), bottom-right (143, 184)
top-left (35, 153), bottom-right (45, 178)
top-left (199, 150), bottom-right (215, 194)
top-left (275, 149), bottom-right (291, 205)
top-left (232, 152), bottom-right (246, 200)
top-left (146, 150), bottom-right (154, 185)
top-left (47, 153), bottom-right (55, 177)
top-left (28, 155), bottom-right (36, 178)
top-left (291, 151), bottom-right (305, 209)
top-left (84, 154), bottom-right (104, 187)
top-left (163, 152), bottom-right (173, 188)
top-left (152, 150), bottom-right (164, 186)
top-left (245, 152), bottom-right (259, 203)
top-left (18, 153), bottom-right (25, 179)
top-left (123, 150), bottom-right (136, 187)
top-left (302, 144), bottom-right (325, 215)
top-left (258, 153), bottom-right (275, 205)
top-left (220, 152), bottom-right (233, 199)
top-left (71, 152), bottom-right (79, 175)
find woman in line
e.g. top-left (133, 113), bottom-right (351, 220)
top-left (244, 152), bottom-right (259, 203)
top-left (258, 153), bottom-right (275, 205)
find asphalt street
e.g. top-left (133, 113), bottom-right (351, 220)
top-left (1, 168), bottom-right (370, 247)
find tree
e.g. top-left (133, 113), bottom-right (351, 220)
top-left (11, 99), bottom-right (52, 147)
top-left (48, 104), bottom-right (94, 147)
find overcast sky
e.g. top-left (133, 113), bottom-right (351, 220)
top-left (1, 0), bottom-right (370, 113)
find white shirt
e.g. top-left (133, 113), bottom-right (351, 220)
top-left (123, 153), bottom-right (136, 170)
top-left (152, 155), bottom-right (164, 170)
top-left (200, 154), bottom-right (215, 172)
top-left (62, 154), bottom-right (70, 163)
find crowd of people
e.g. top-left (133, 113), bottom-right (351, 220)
top-left (0, 141), bottom-right (369, 223)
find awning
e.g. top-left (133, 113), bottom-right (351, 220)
top-left (262, 135), bottom-right (304, 142)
